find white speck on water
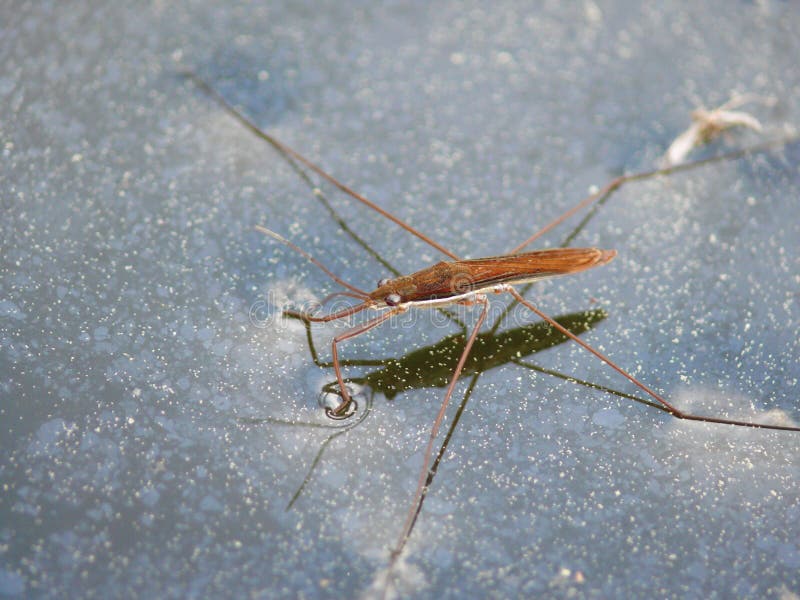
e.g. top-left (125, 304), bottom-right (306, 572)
top-left (496, 51), bottom-right (513, 65)
top-left (0, 299), bottom-right (26, 320)
top-left (34, 418), bottom-right (76, 445)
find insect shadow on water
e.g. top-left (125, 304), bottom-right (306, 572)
top-left (183, 71), bottom-right (800, 593)
top-left (281, 306), bottom-right (639, 509)
top-left (295, 309), bottom-right (611, 403)
top-left (237, 392), bottom-right (375, 510)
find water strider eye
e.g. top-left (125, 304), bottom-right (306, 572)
top-left (377, 278), bottom-right (391, 287)
top-left (385, 293), bottom-right (402, 306)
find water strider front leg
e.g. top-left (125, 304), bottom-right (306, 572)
top-left (327, 307), bottom-right (405, 419)
top-left (284, 301), bottom-right (371, 324)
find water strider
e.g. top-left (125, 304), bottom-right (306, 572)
top-left (185, 72), bottom-right (799, 587)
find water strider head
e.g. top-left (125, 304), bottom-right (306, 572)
top-left (369, 274), bottom-right (422, 306)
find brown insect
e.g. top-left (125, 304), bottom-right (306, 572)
top-left (187, 73), bottom-right (799, 571)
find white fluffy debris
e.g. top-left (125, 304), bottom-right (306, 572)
top-left (663, 94), bottom-right (776, 166)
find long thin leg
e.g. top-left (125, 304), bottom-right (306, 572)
top-left (329, 307), bottom-right (404, 416)
top-left (186, 72), bottom-right (460, 261)
top-left (284, 301), bottom-right (371, 323)
top-left (508, 289), bottom-right (799, 432)
top-left (255, 225), bottom-right (371, 298)
top-left (390, 295), bottom-right (490, 560)
top-left (508, 135), bottom-right (798, 255)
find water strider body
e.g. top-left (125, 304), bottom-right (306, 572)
top-left (368, 248), bottom-right (616, 307)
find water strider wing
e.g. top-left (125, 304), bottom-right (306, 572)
top-left (376, 248), bottom-right (616, 303)
top-left (457, 247), bottom-right (617, 289)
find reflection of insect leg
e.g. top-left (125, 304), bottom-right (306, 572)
top-left (392, 295), bottom-right (490, 554)
top-left (286, 388), bottom-right (375, 511)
